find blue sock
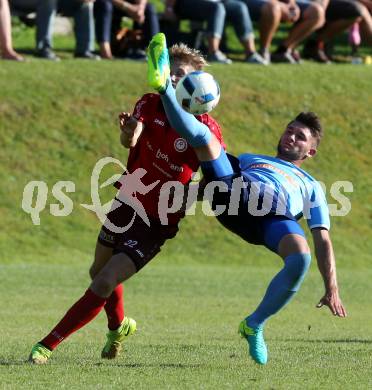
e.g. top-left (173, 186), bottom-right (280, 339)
top-left (247, 253), bottom-right (311, 328)
top-left (160, 80), bottom-right (211, 147)
top-left (201, 148), bottom-right (234, 179)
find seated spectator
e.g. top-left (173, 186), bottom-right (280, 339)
top-left (38, 0), bottom-right (99, 60)
top-left (272, 0), bottom-right (327, 63)
top-left (238, 0), bottom-right (282, 62)
top-left (93, 0), bottom-right (113, 58)
top-left (303, 0), bottom-right (369, 62)
top-left (11, 0), bottom-right (98, 60)
top-left (94, 0), bottom-right (159, 60)
top-left (240, 0), bottom-right (326, 63)
top-left (165, 0), bottom-right (266, 64)
top-left (112, 0), bottom-right (159, 58)
top-left (0, 0), bottom-right (24, 60)
top-left (357, 0), bottom-right (372, 46)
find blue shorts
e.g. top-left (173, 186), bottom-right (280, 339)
top-left (215, 200), bottom-right (305, 253)
top-left (204, 155), bottom-right (306, 253)
top-left (261, 215), bottom-right (305, 252)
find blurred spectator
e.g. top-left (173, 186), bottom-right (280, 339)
top-left (11, 0), bottom-right (98, 60)
top-left (271, 0), bottom-right (327, 63)
top-left (303, 0), bottom-right (370, 62)
top-left (239, 0), bottom-right (325, 63)
top-left (108, 0), bottom-right (159, 59)
top-left (239, 0), bottom-right (282, 62)
top-left (357, 0), bottom-right (372, 45)
top-left (165, 0), bottom-right (267, 64)
top-left (93, 0), bottom-right (159, 60)
top-left (164, 0), bottom-right (231, 63)
top-left (36, 0), bottom-right (98, 60)
top-left (349, 21), bottom-right (361, 55)
top-left (0, 0), bottom-right (24, 60)
top-left (93, 0), bottom-right (113, 58)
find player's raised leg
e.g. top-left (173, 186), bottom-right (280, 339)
top-left (147, 32), bottom-right (170, 93)
top-left (147, 33), bottom-right (234, 179)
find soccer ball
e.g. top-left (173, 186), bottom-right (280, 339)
top-left (175, 71), bottom-right (220, 115)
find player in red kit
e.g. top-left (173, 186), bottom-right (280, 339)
top-left (28, 43), bottom-right (225, 364)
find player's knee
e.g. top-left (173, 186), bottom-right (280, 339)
top-left (284, 253), bottom-right (311, 291)
top-left (91, 273), bottom-right (116, 297)
top-left (89, 259), bottom-right (106, 280)
top-left (277, 233), bottom-right (309, 257)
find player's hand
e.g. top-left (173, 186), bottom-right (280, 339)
top-left (316, 291), bottom-right (347, 317)
top-left (119, 112), bottom-right (137, 135)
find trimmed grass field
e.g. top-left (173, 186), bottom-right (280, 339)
top-left (1, 53), bottom-right (372, 388)
top-left (1, 61), bottom-right (371, 265)
top-left (1, 262), bottom-right (372, 388)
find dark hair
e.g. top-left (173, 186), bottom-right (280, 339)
top-left (295, 112), bottom-right (323, 146)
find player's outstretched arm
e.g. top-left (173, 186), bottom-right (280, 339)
top-left (119, 112), bottom-right (144, 148)
top-left (311, 228), bottom-right (347, 317)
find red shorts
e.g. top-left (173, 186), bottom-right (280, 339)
top-left (98, 200), bottom-right (179, 271)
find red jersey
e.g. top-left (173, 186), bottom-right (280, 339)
top-left (117, 93), bottom-right (225, 225)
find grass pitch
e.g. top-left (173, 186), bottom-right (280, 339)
top-left (1, 262), bottom-right (372, 389)
top-left (1, 45), bottom-right (372, 388)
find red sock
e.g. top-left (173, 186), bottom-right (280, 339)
top-left (104, 284), bottom-right (124, 330)
top-left (41, 289), bottom-right (106, 350)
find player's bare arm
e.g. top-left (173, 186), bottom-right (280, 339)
top-left (194, 133), bottom-right (224, 162)
top-left (312, 228), bottom-right (347, 317)
top-left (119, 112), bottom-right (144, 148)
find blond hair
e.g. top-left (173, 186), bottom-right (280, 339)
top-left (169, 43), bottom-right (208, 70)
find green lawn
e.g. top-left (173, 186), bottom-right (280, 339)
top-left (1, 45), bottom-right (372, 388)
top-left (1, 262), bottom-right (372, 389)
top-left (1, 61), bottom-right (371, 265)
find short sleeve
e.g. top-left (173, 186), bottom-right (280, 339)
top-left (305, 181), bottom-right (331, 230)
top-left (132, 94), bottom-right (155, 123)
